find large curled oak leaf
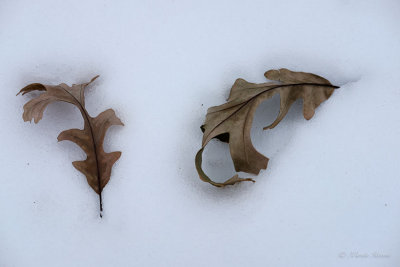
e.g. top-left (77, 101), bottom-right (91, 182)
top-left (18, 76), bottom-right (123, 216)
top-left (196, 68), bottom-right (339, 187)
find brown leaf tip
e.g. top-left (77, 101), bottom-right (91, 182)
top-left (264, 69), bottom-right (281, 81)
top-left (90, 75), bottom-right (100, 83)
top-left (17, 83), bottom-right (46, 96)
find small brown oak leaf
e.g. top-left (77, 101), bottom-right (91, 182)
top-left (196, 68), bottom-right (339, 187)
top-left (18, 76), bottom-right (123, 216)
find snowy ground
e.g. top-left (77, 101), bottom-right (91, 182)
top-left (0, 0), bottom-right (399, 266)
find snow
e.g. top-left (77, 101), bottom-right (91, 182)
top-left (0, 0), bottom-right (399, 266)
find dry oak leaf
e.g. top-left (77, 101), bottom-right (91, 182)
top-left (196, 68), bottom-right (339, 187)
top-left (18, 76), bottom-right (123, 216)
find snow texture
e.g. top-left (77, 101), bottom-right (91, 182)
top-left (0, 0), bottom-right (399, 266)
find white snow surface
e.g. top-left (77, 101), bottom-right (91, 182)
top-left (0, 0), bottom-right (399, 266)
